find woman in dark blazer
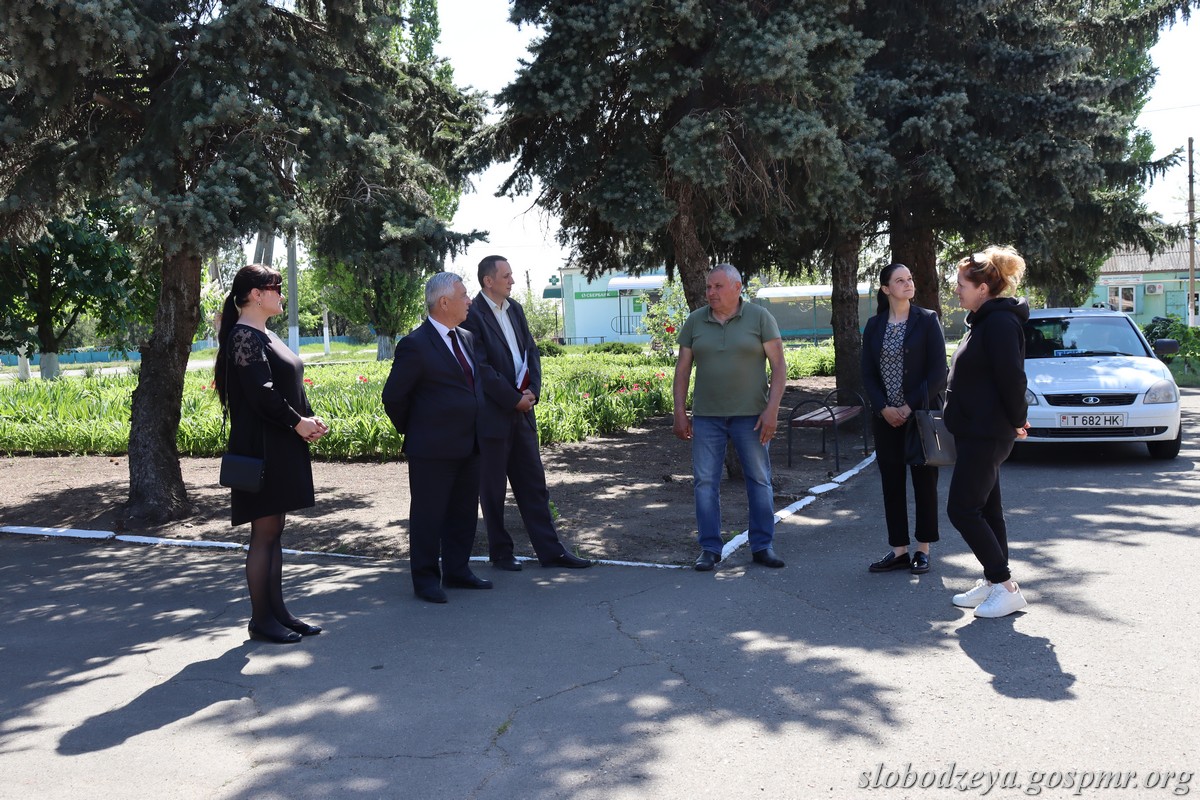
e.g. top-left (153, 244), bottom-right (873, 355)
top-left (215, 264), bottom-right (329, 643)
top-left (944, 247), bottom-right (1030, 618)
top-left (861, 263), bottom-right (947, 575)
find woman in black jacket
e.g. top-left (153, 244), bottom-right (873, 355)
top-left (215, 264), bottom-right (329, 643)
top-left (944, 247), bottom-right (1030, 618)
top-left (861, 263), bottom-right (948, 575)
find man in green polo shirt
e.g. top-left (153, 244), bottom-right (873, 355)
top-left (672, 263), bottom-right (788, 571)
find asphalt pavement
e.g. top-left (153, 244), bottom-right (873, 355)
top-left (2, 391), bottom-right (1198, 800)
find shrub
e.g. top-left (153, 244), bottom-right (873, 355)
top-left (784, 343), bottom-right (836, 378)
top-left (1143, 314), bottom-right (1199, 371)
top-left (537, 340), bottom-right (565, 357)
top-left (591, 341), bottom-right (643, 355)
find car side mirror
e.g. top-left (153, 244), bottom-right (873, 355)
top-left (1153, 338), bottom-right (1180, 356)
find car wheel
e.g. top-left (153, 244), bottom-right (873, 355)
top-left (1147, 428), bottom-right (1182, 460)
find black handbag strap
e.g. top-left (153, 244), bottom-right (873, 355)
top-left (922, 385), bottom-right (946, 412)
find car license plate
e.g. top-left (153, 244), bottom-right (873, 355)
top-left (1058, 413), bottom-right (1126, 427)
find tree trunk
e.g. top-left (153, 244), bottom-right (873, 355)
top-left (830, 235), bottom-right (864, 397)
top-left (667, 183), bottom-right (710, 311)
top-left (126, 249), bottom-right (203, 523)
top-left (38, 352), bottom-right (61, 380)
top-left (17, 346), bottom-right (31, 381)
top-left (376, 333), bottom-right (395, 361)
top-left (890, 206), bottom-right (940, 316)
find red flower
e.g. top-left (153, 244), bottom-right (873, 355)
top-left (580, 392), bottom-right (590, 399)
top-left (358, 375), bottom-right (368, 383)
top-left (632, 383), bottom-right (641, 390)
top-left (304, 378), bottom-right (313, 385)
top-left (618, 388), bottom-right (627, 394)
top-left (665, 325), bottom-right (676, 334)
top-left (656, 371), bottom-right (665, 379)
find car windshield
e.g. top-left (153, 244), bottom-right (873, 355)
top-left (1023, 316), bottom-right (1148, 359)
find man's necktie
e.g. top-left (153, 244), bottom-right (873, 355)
top-left (447, 330), bottom-right (475, 390)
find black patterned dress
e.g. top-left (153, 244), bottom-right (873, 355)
top-left (226, 324), bottom-right (316, 526)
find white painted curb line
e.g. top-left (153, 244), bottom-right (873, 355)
top-left (2, 452), bottom-right (875, 570)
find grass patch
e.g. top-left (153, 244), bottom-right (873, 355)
top-left (0, 344), bottom-right (838, 458)
top-left (1169, 360), bottom-right (1200, 389)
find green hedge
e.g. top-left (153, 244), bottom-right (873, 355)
top-left (0, 344), bottom-right (836, 458)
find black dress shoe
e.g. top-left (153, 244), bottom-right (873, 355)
top-left (491, 557), bottom-right (523, 571)
top-left (868, 551), bottom-right (911, 572)
top-left (751, 547), bottom-right (786, 568)
top-left (694, 550), bottom-right (721, 571)
top-left (415, 586), bottom-right (448, 604)
top-left (443, 573), bottom-right (494, 590)
top-left (248, 622), bottom-right (302, 644)
top-left (541, 552), bottom-right (593, 569)
top-left (284, 619), bottom-right (323, 636)
top-left (910, 551), bottom-right (931, 574)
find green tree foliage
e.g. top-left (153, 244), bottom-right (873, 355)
top-left (0, 205), bottom-right (155, 378)
top-left (495, 1), bottom-right (878, 312)
top-left (306, 0), bottom-right (486, 359)
top-left (0, 0), bottom-right (484, 521)
top-left (854, 1), bottom-right (1197, 312)
top-left (1024, 2), bottom-right (1194, 305)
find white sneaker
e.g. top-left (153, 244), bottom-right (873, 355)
top-left (974, 582), bottom-right (1028, 618)
top-left (952, 579), bottom-right (992, 608)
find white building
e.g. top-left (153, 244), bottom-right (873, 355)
top-left (556, 269), bottom-right (667, 344)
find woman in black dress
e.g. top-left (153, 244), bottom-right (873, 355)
top-left (214, 264), bottom-right (329, 644)
top-left (861, 263), bottom-right (948, 575)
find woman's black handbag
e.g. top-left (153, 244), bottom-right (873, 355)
top-left (905, 392), bottom-right (956, 467)
top-left (219, 452), bottom-right (265, 493)
top-left (905, 410), bottom-right (956, 467)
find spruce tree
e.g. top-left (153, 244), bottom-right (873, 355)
top-left (495, 0), bottom-right (875, 311)
top-left (854, 0), bottom-right (1197, 313)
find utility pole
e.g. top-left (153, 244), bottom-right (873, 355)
top-left (286, 233), bottom-right (300, 353)
top-left (1188, 137), bottom-right (1196, 328)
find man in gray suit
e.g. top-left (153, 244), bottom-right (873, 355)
top-left (462, 255), bottom-right (592, 571)
top-left (382, 272), bottom-right (494, 603)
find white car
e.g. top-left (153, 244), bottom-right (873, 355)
top-left (1022, 308), bottom-right (1182, 459)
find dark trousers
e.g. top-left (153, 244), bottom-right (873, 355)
top-left (873, 417), bottom-right (940, 547)
top-left (407, 454), bottom-right (480, 592)
top-left (946, 437), bottom-right (1014, 584)
top-left (478, 415), bottom-right (566, 563)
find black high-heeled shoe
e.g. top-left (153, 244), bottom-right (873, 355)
top-left (248, 622), bottom-right (302, 644)
top-left (284, 619), bottom-right (322, 636)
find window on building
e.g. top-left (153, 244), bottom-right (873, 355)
top-left (1106, 285), bottom-right (1136, 313)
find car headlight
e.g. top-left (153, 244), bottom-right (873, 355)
top-left (1144, 380), bottom-right (1179, 404)
top-left (1024, 388), bottom-right (1039, 406)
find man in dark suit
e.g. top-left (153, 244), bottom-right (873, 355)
top-left (461, 255), bottom-right (592, 571)
top-left (382, 272), bottom-right (494, 603)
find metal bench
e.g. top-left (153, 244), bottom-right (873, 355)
top-left (786, 388), bottom-right (870, 472)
